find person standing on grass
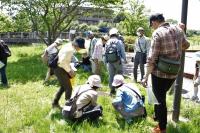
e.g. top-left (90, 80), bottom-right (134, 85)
top-left (0, 40), bottom-right (11, 87)
top-left (92, 34), bottom-right (109, 75)
top-left (192, 59), bottom-right (200, 103)
top-left (105, 28), bottom-right (127, 96)
top-left (87, 31), bottom-right (98, 74)
top-left (133, 27), bottom-right (150, 83)
top-left (52, 37), bottom-right (85, 109)
top-left (141, 13), bottom-right (190, 133)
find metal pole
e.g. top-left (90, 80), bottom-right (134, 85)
top-left (172, 0), bottom-right (188, 122)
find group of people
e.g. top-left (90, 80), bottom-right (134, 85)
top-left (0, 12), bottom-right (195, 133)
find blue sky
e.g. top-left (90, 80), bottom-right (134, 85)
top-left (144, 0), bottom-right (200, 30)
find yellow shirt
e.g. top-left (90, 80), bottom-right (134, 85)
top-left (57, 43), bottom-right (75, 73)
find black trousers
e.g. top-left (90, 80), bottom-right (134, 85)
top-left (76, 105), bottom-right (103, 121)
top-left (133, 52), bottom-right (145, 81)
top-left (52, 67), bottom-right (72, 105)
top-left (151, 74), bottom-right (175, 130)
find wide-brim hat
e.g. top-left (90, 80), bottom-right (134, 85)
top-left (87, 75), bottom-right (102, 88)
top-left (112, 74), bottom-right (124, 87)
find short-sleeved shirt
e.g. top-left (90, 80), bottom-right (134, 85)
top-left (148, 22), bottom-right (190, 79)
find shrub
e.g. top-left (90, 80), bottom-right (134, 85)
top-left (124, 35), bottom-right (136, 52)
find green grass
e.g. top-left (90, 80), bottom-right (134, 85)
top-left (0, 44), bottom-right (200, 133)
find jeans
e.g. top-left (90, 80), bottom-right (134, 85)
top-left (151, 74), bottom-right (175, 130)
top-left (52, 67), bottom-right (72, 106)
top-left (107, 60), bottom-right (123, 94)
top-left (0, 64), bottom-right (8, 85)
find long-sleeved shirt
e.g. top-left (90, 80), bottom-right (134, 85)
top-left (105, 37), bottom-right (127, 62)
top-left (88, 37), bottom-right (98, 57)
top-left (92, 39), bottom-right (103, 61)
top-left (57, 43), bottom-right (75, 73)
top-left (134, 36), bottom-right (151, 54)
top-left (113, 83), bottom-right (142, 112)
top-left (147, 22), bottom-right (190, 79)
top-left (71, 84), bottom-right (97, 111)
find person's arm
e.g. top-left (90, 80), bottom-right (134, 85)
top-left (194, 62), bottom-right (199, 80)
top-left (118, 41), bottom-right (127, 63)
top-left (142, 32), bottom-right (161, 86)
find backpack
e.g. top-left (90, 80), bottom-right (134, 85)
top-left (62, 87), bottom-right (92, 120)
top-left (0, 43), bottom-right (11, 58)
top-left (105, 41), bottom-right (120, 63)
top-left (41, 50), bottom-right (48, 65)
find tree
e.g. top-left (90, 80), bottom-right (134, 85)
top-left (1, 0), bottom-right (122, 45)
top-left (117, 0), bottom-right (151, 36)
top-left (0, 13), bottom-right (14, 32)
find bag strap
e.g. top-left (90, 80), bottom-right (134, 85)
top-left (73, 86), bottom-right (93, 110)
top-left (138, 39), bottom-right (144, 53)
top-left (123, 85), bottom-right (142, 100)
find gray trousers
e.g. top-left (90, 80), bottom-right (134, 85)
top-left (133, 52), bottom-right (145, 81)
top-left (107, 60), bottom-right (123, 93)
top-left (52, 67), bottom-right (72, 105)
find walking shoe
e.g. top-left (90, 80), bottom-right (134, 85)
top-left (151, 125), bottom-right (166, 133)
top-left (191, 96), bottom-right (199, 101)
top-left (52, 103), bottom-right (62, 110)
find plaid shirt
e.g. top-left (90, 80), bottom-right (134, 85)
top-left (148, 23), bottom-right (190, 79)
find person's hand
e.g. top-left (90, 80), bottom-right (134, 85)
top-left (141, 76), bottom-right (148, 87)
top-left (68, 70), bottom-right (76, 78)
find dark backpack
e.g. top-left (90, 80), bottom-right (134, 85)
top-left (62, 88), bottom-right (92, 120)
top-left (48, 53), bottom-right (58, 68)
top-left (0, 43), bottom-right (11, 58)
top-left (105, 41), bottom-right (120, 63)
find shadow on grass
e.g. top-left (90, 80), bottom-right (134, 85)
top-left (7, 54), bottom-right (47, 84)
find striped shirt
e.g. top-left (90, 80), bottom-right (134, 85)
top-left (92, 39), bottom-right (103, 61)
top-left (148, 23), bottom-right (190, 79)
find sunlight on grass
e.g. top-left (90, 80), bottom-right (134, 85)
top-left (0, 45), bottom-right (200, 133)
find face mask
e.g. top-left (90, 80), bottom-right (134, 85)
top-left (136, 32), bottom-right (141, 37)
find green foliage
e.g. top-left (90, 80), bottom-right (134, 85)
top-left (0, 13), bottom-right (14, 32)
top-left (0, 45), bottom-right (200, 132)
top-left (117, 0), bottom-right (151, 36)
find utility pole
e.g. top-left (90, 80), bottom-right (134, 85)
top-left (172, 0), bottom-right (188, 122)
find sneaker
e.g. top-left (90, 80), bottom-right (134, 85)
top-left (191, 96), bottom-right (199, 101)
top-left (52, 104), bottom-right (62, 110)
top-left (151, 125), bottom-right (166, 133)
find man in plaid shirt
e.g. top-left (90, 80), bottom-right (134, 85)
top-left (142, 13), bottom-right (190, 133)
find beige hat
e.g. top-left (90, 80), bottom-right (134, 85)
top-left (137, 27), bottom-right (144, 32)
top-left (112, 74), bottom-right (124, 87)
top-left (54, 38), bottom-right (63, 44)
top-left (87, 75), bottom-right (102, 88)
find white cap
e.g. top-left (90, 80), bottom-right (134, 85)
top-left (54, 38), bottom-right (63, 44)
top-left (112, 74), bottom-right (124, 87)
top-left (87, 75), bottom-right (102, 88)
top-left (109, 28), bottom-right (118, 36)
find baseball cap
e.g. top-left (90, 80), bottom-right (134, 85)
top-left (87, 75), bottom-right (102, 88)
top-left (54, 38), bottom-right (63, 44)
top-left (137, 27), bottom-right (144, 32)
top-left (112, 74), bottom-right (124, 87)
top-left (109, 28), bottom-right (118, 36)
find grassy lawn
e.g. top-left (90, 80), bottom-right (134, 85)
top-left (0, 44), bottom-right (200, 133)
